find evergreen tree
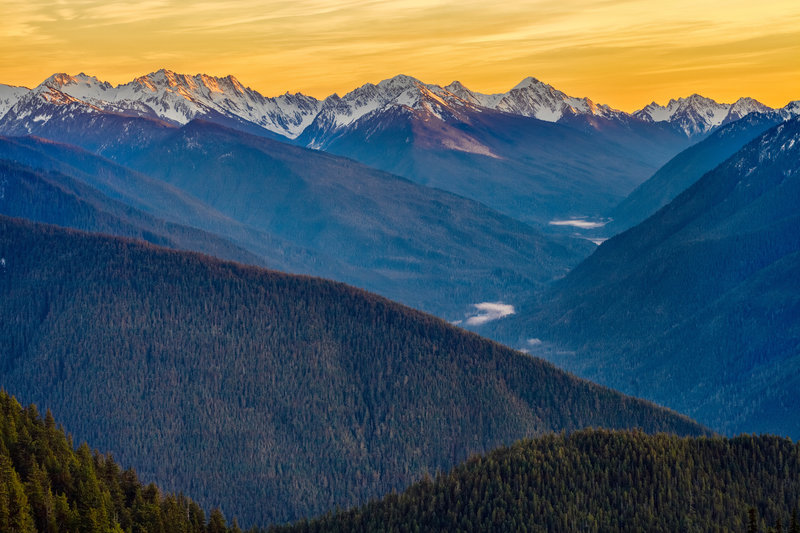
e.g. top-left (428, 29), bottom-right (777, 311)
top-left (749, 508), bottom-right (760, 533)
top-left (0, 391), bottom-right (242, 533)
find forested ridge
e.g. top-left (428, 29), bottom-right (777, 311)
top-left (0, 215), bottom-right (706, 525)
top-left (275, 430), bottom-right (800, 533)
top-left (0, 390), bottom-right (246, 533)
top-left (0, 158), bottom-right (264, 267)
top-left (493, 117), bottom-right (800, 437)
top-left (0, 384), bottom-right (795, 533)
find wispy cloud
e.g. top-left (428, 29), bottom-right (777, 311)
top-left (464, 302), bottom-right (516, 326)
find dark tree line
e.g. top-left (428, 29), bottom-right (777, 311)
top-left (274, 430), bottom-right (800, 533)
top-left (0, 390), bottom-right (251, 533)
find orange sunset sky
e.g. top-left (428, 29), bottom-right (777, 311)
top-left (2, 0), bottom-right (798, 111)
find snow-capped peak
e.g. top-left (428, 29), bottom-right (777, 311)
top-left (444, 81), bottom-right (505, 108)
top-left (723, 97), bottom-right (772, 124)
top-left (375, 74), bottom-right (422, 92)
top-left (39, 72), bottom-right (114, 102)
top-left (313, 74), bottom-right (468, 130)
top-left (511, 76), bottom-right (544, 91)
top-left (0, 84), bottom-right (30, 119)
top-left (634, 94), bottom-right (734, 137)
top-left (493, 76), bottom-right (620, 122)
top-left (444, 76), bottom-right (623, 122)
top-left (19, 70), bottom-right (322, 139)
top-left (781, 101), bottom-right (800, 118)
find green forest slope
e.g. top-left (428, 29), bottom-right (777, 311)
top-left (0, 390), bottom-right (244, 533)
top-left (276, 429), bottom-right (800, 533)
top-left (0, 216), bottom-right (705, 525)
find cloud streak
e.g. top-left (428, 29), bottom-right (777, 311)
top-left (464, 302), bottom-right (516, 326)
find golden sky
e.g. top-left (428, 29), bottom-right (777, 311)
top-left (2, 0), bottom-right (798, 111)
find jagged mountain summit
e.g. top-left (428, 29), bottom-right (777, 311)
top-left (634, 94), bottom-right (773, 137)
top-left (3, 71), bottom-right (788, 143)
top-left (320, 74), bottom-right (473, 126)
top-left (446, 76), bottom-right (625, 122)
top-left (0, 84), bottom-right (28, 118)
top-left (300, 73), bottom-right (643, 151)
top-left (1, 70), bottom-right (320, 139)
top-left (298, 74), bottom-right (495, 153)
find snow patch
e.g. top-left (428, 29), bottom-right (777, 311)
top-left (464, 302), bottom-right (515, 326)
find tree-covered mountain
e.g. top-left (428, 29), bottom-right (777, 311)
top-left (296, 75), bottom-right (691, 227)
top-left (0, 126), bottom-right (593, 319)
top-left (0, 159), bottom-right (267, 267)
top-left (0, 390), bottom-right (245, 533)
top-left (0, 135), bottom-right (355, 280)
top-left (273, 429), bottom-right (800, 533)
top-left (605, 111), bottom-right (788, 234)
top-left (0, 215), bottom-right (706, 526)
top-left (116, 119), bottom-right (594, 316)
top-left (492, 117), bottom-right (800, 438)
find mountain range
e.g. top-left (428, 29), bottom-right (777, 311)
top-left (491, 117), bottom-right (800, 437)
top-left (2, 71), bottom-right (797, 227)
top-left (0, 215), bottom-right (705, 526)
top-left (0, 122), bottom-right (592, 319)
top-left (2, 71), bottom-right (794, 142)
top-left (1, 66), bottom-right (798, 528)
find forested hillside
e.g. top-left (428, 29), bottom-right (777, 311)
top-left (606, 111), bottom-right (786, 233)
top-left (495, 117), bottom-right (800, 437)
top-left (275, 430), bottom-right (800, 533)
top-left (0, 159), bottom-right (264, 266)
top-left (119, 119), bottom-right (593, 316)
top-left (0, 135), bottom-right (345, 280)
top-left (0, 216), bottom-right (706, 525)
top-left (0, 390), bottom-right (244, 533)
top-left (0, 124), bottom-right (594, 320)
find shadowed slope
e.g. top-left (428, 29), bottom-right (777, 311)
top-left (0, 216), bottom-right (706, 526)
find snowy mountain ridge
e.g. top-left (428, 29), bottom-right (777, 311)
top-left (633, 94), bottom-right (779, 137)
top-left (447, 76), bottom-right (626, 122)
top-left (0, 84), bottom-right (32, 119)
top-left (9, 70), bottom-right (321, 139)
top-left (300, 74), bottom-right (489, 149)
top-left (1, 72), bottom-right (795, 142)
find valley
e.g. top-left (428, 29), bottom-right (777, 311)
top-left (0, 64), bottom-right (798, 530)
